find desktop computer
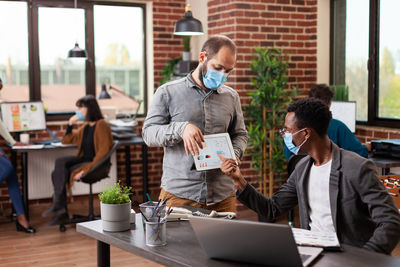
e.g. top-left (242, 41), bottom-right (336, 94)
top-left (0, 101), bottom-right (59, 144)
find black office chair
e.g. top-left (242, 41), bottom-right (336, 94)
top-left (59, 141), bottom-right (119, 232)
top-left (287, 154), bottom-right (307, 228)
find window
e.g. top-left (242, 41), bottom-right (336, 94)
top-left (377, 0), bottom-right (400, 120)
top-left (94, 5), bottom-right (144, 115)
top-left (38, 7), bottom-right (86, 113)
top-left (331, 0), bottom-right (400, 127)
top-left (0, 1), bottom-right (29, 102)
top-left (0, 0), bottom-right (147, 119)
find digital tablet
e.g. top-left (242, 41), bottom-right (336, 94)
top-left (193, 133), bottom-right (236, 171)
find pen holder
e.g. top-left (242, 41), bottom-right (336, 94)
top-left (139, 201), bottom-right (167, 222)
top-left (144, 220), bottom-right (167, 247)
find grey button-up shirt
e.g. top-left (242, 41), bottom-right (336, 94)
top-left (142, 74), bottom-right (248, 204)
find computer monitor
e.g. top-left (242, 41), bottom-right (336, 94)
top-left (330, 101), bottom-right (356, 133)
top-left (0, 101), bottom-right (46, 132)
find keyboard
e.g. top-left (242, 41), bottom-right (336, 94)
top-left (300, 254), bottom-right (311, 263)
top-left (33, 138), bottom-right (61, 145)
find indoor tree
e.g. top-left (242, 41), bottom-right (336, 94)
top-left (246, 47), bottom-right (297, 197)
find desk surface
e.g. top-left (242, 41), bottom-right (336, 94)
top-left (369, 156), bottom-right (400, 168)
top-left (11, 136), bottom-right (145, 152)
top-left (77, 215), bottom-right (400, 267)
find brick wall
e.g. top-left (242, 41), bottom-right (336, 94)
top-left (2, 0), bottom-right (392, 215)
top-left (355, 125), bottom-right (400, 144)
top-left (207, 0), bottom-right (318, 191)
top-left (152, 0), bottom-right (186, 89)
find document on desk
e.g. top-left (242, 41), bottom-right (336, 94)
top-left (291, 228), bottom-right (340, 249)
top-left (12, 144), bottom-right (45, 149)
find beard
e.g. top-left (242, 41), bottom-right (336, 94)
top-left (198, 61), bottom-right (208, 89)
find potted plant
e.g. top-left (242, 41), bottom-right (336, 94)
top-left (246, 48), bottom-right (297, 198)
top-left (99, 182), bottom-right (132, 232)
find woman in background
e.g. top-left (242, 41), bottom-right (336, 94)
top-left (0, 78), bottom-right (35, 233)
top-left (42, 95), bottom-right (113, 225)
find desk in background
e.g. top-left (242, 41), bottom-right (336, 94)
top-left (12, 136), bottom-right (148, 220)
top-left (77, 215), bottom-right (400, 267)
top-left (369, 156), bottom-right (400, 175)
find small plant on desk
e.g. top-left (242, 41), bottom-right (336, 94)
top-left (99, 182), bottom-right (132, 204)
top-left (99, 182), bottom-right (133, 232)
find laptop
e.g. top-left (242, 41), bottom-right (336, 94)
top-left (189, 216), bottom-right (322, 267)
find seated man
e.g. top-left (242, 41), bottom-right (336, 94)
top-left (220, 98), bottom-right (400, 254)
top-left (284, 84), bottom-right (368, 159)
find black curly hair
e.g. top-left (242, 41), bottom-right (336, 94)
top-left (287, 98), bottom-right (332, 137)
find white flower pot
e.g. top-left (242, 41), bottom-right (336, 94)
top-left (100, 201), bottom-right (131, 232)
top-left (182, 51), bottom-right (191, 61)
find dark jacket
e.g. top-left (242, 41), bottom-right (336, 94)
top-left (238, 143), bottom-right (400, 254)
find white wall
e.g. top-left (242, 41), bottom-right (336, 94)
top-left (317, 0), bottom-right (330, 84)
top-left (188, 0), bottom-right (208, 60)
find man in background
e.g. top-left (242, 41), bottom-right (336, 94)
top-left (284, 84), bottom-right (368, 159)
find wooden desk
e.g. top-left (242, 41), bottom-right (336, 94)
top-left (12, 137), bottom-right (148, 220)
top-left (369, 156), bottom-right (400, 175)
top-left (77, 215), bottom-right (400, 267)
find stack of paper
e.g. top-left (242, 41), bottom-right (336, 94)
top-left (291, 228), bottom-right (340, 248)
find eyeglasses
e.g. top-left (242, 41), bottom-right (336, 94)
top-left (279, 127), bottom-right (305, 136)
top-left (279, 127), bottom-right (288, 136)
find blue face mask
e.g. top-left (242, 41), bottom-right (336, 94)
top-left (202, 63), bottom-right (228, 90)
top-left (283, 129), bottom-right (307, 155)
top-left (76, 110), bottom-right (85, 120)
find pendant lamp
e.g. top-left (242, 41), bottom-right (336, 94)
top-left (174, 4), bottom-right (204, 36)
top-left (68, 0), bottom-right (87, 58)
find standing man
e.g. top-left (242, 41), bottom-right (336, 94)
top-left (143, 35), bottom-right (248, 212)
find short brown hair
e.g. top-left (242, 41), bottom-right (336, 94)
top-left (308, 84), bottom-right (334, 105)
top-left (201, 35), bottom-right (236, 59)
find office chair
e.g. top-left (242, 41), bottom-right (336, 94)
top-left (287, 154), bottom-right (307, 228)
top-left (59, 141), bottom-right (119, 232)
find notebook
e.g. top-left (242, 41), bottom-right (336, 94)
top-left (189, 216), bottom-right (323, 267)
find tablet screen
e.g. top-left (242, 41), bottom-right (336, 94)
top-left (193, 133), bottom-right (236, 171)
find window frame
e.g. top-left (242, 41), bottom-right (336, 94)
top-left (330, 0), bottom-right (400, 128)
top-left (7, 0), bottom-right (147, 121)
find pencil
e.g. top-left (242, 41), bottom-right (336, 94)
top-left (146, 193), bottom-right (154, 206)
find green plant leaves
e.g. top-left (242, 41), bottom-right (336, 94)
top-left (245, 47), bottom-right (298, 187)
top-left (99, 182), bottom-right (132, 204)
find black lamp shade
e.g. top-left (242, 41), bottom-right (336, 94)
top-left (98, 84), bottom-right (111, 99)
top-left (68, 42), bottom-right (87, 58)
top-left (174, 11), bottom-right (204, 36)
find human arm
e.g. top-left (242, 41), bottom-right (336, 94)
top-left (228, 93), bottom-right (249, 159)
top-left (219, 155), bottom-right (298, 220)
top-left (356, 160), bottom-right (400, 254)
top-left (0, 119), bottom-right (16, 146)
top-left (61, 115), bottom-right (83, 145)
top-left (142, 87), bottom-right (204, 154)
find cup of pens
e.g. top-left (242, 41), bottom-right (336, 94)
top-left (139, 196), bottom-right (173, 247)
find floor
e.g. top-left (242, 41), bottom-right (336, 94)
top-left (0, 202), bottom-right (398, 266)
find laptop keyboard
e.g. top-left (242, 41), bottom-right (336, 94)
top-left (300, 254), bottom-right (311, 263)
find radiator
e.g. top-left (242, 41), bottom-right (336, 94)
top-left (27, 147), bottom-right (117, 200)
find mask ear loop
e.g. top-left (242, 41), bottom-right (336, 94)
top-left (295, 129), bottom-right (309, 151)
